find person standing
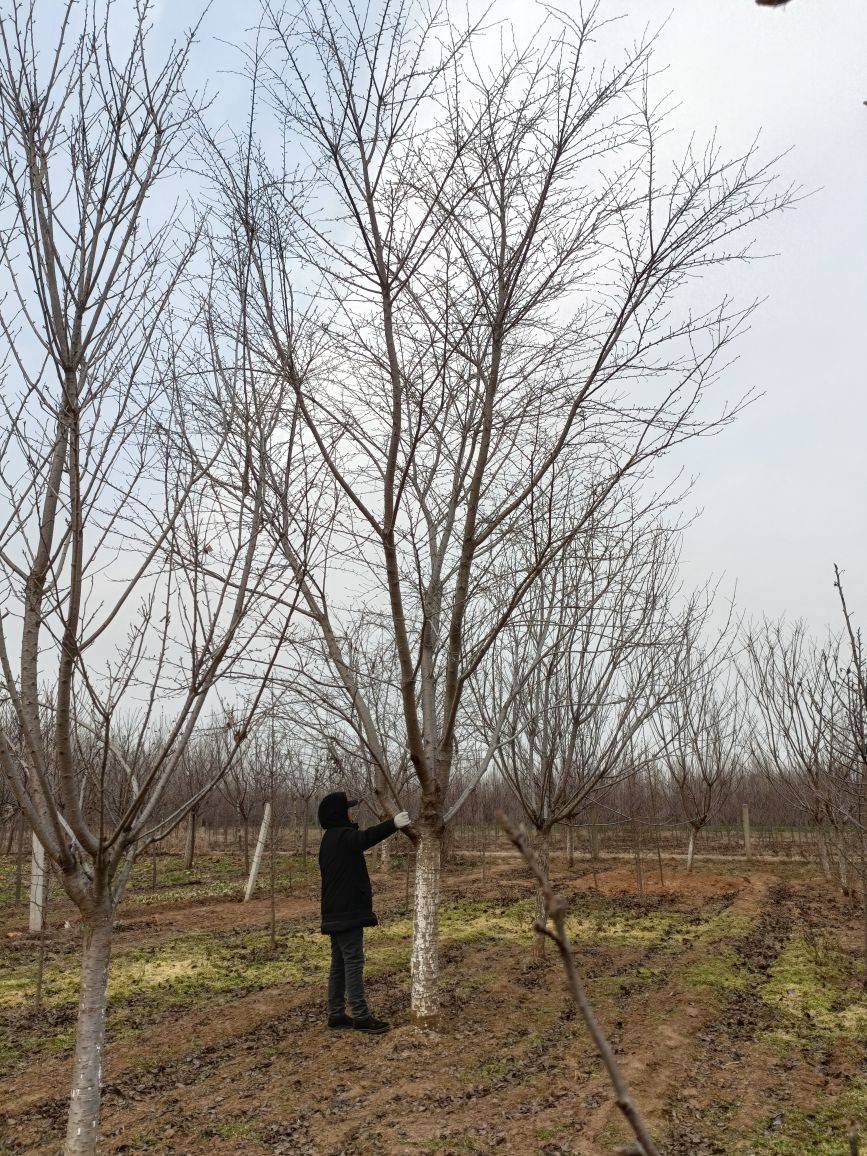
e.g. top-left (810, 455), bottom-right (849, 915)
top-left (317, 791), bottom-right (411, 1033)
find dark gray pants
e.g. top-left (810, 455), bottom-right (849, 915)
top-left (328, 928), bottom-right (369, 1018)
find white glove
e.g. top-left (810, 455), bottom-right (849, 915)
top-left (393, 811), bottom-right (411, 829)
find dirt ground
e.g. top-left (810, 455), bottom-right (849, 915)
top-left (0, 847), bottom-right (865, 1155)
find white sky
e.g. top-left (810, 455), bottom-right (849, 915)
top-left (166, 0), bottom-right (867, 635)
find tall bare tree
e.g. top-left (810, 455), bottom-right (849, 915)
top-left (0, 5), bottom-right (301, 1151)
top-left (209, 0), bottom-right (788, 1017)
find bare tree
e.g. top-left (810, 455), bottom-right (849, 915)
top-left (745, 619), bottom-right (847, 881)
top-left (477, 496), bottom-right (682, 923)
top-left (0, 6), bottom-right (301, 1151)
top-left (831, 568), bottom-right (867, 979)
top-left (656, 636), bottom-right (746, 872)
top-left (218, 749), bottom-right (261, 872)
top-left (210, 0), bottom-right (788, 1017)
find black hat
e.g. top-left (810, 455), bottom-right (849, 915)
top-left (317, 791), bottom-right (358, 829)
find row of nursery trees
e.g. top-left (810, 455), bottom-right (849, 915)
top-left (0, 726), bottom-right (826, 878)
top-left (0, 2), bottom-right (862, 1152)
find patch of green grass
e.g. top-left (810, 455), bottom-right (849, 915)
top-left (536, 1125), bottom-right (566, 1141)
top-left (760, 935), bottom-right (867, 1042)
top-left (215, 1120), bottom-right (256, 1140)
top-left (0, 928), bottom-right (333, 1014)
top-left (122, 852), bottom-right (318, 909)
top-left (564, 899), bottom-right (750, 952)
top-left (473, 1056), bottom-right (512, 1081)
top-left (738, 1079), bottom-right (867, 1154)
top-left (684, 946), bottom-right (749, 993)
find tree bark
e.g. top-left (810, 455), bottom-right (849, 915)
top-left (65, 912), bottom-right (113, 1156)
top-left (565, 824), bottom-right (574, 870)
top-left (14, 815), bottom-right (25, 904)
top-left (535, 828), bottom-right (550, 959)
top-left (300, 804), bottom-right (309, 863)
top-left (380, 835), bottom-right (391, 873)
top-left (817, 825), bottom-right (831, 879)
top-left (535, 828), bottom-right (550, 926)
top-left (686, 828), bottom-right (696, 873)
top-left (411, 828), bottom-right (442, 1021)
top-left (183, 810), bottom-right (196, 870)
top-left (3, 816), bottom-right (15, 855)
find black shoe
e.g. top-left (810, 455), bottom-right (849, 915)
top-left (351, 1014), bottom-right (390, 1034)
top-left (327, 1012), bottom-right (354, 1029)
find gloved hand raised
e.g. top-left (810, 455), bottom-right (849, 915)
top-left (393, 811), bottom-right (412, 829)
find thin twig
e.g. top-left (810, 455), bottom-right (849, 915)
top-left (497, 810), bottom-right (662, 1156)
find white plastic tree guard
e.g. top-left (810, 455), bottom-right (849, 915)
top-left (244, 803), bottom-right (272, 902)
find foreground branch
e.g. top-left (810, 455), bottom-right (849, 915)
top-left (497, 810), bottom-right (662, 1156)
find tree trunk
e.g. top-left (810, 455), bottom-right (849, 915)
top-left (14, 815), bottom-right (25, 904)
top-left (35, 867), bottom-right (50, 1011)
top-left (589, 823), bottom-right (600, 862)
top-left (535, 828), bottom-right (550, 959)
top-left (837, 840), bottom-right (849, 897)
top-left (632, 820), bottom-right (644, 897)
top-left (566, 824), bottom-right (574, 870)
top-left (242, 819), bottom-right (250, 874)
top-left (183, 810), bottom-right (196, 870)
top-left (686, 828), bottom-right (696, 873)
top-left (817, 825), bottom-right (831, 879)
top-left (410, 828), bottom-right (442, 1021)
top-left (3, 815), bottom-right (16, 855)
top-left (65, 912), bottom-right (113, 1156)
top-left (380, 835), bottom-right (391, 873)
top-left (300, 805), bottom-right (309, 863)
top-left (269, 809), bottom-right (277, 951)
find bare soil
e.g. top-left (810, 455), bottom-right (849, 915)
top-left (0, 849), bottom-right (864, 1155)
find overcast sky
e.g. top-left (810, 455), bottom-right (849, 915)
top-left (169, 0), bottom-right (867, 635)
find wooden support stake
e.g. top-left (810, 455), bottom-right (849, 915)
top-left (742, 803), bottom-right (752, 861)
top-left (29, 832), bottom-right (46, 933)
top-left (244, 803), bottom-right (272, 902)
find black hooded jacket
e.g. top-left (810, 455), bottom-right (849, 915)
top-left (317, 792), bottom-right (397, 934)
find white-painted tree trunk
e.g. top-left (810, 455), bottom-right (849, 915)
top-left (244, 803), bottom-right (271, 902)
top-left (565, 824), bottom-right (574, 870)
top-left (65, 913), bottom-right (113, 1156)
top-left (410, 829), bottom-right (442, 1021)
top-left (741, 803), bottom-right (751, 859)
top-left (29, 831), bottom-right (46, 933)
top-left (686, 829), bottom-right (696, 873)
top-left (380, 834), bottom-right (391, 873)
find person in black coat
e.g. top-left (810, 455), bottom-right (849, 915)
top-left (317, 791), bottom-right (410, 1034)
